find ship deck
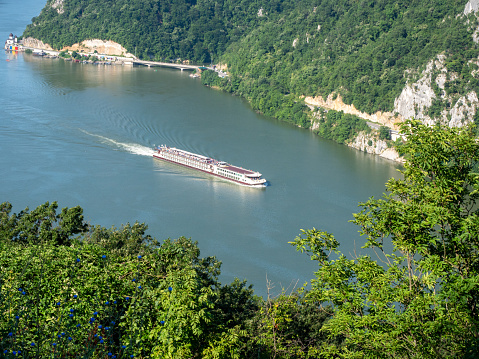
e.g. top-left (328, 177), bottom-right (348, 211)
top-left (222, 164), bottom-right (257, 175)
top-left (158, 146), bottom-right (260, 176)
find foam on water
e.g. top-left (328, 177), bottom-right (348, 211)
top-left (80, 130), bottom-right (155, 157)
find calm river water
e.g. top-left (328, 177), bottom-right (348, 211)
top-left (1, 0), bottom-right (400, 296)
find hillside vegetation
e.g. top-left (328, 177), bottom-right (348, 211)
top-left (23, 0), bottom-right (479, 134)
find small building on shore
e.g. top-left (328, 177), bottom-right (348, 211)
top-left (5, 33), bottom-right (21, 51)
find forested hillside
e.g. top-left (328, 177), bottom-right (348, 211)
top-left (23, 0), bottom-right (286, 63)
top-left (23, 0), bottom-right (479, 132)
top-left (218, 0), bottom-right (476, 115)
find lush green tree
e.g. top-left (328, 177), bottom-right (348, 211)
top-left (0, 202), bottom-right (263, 358)
top-left (244, 291), bottom-right (335, 358)
top-left (0, 201), bottom-right (87, 246)
top-left (0, 200), bottom-right (338, 358)
top-left (291, 121), bottom-right (479, 358)
top-left (378, 125), bottom-right (391, 140)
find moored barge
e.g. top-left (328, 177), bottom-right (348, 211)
top-left (153, 145), bottom-right (267, 187)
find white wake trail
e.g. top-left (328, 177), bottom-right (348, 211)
top-left (81, 130), bottom-right (155, 157)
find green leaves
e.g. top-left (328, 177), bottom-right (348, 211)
top-left (0, 201), bottom-right (88, 246)
top-left (293, 121), bottom-right (479, 358)
top-left (0, 209), bottom-right (252, 358)
top-left (289, 228), bottom-right (340, 263)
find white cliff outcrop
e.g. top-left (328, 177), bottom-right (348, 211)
top-left (63, 39), bottom-right (135, 57)
top-left (393, 55), bottom-right (478, 127)
top-left (348, 131), bottom-right (403, 162)
top-left (348, 132), bottom-right (404, 162)
top-left (22, 37), bottom-right (54, 50)
top-left (449, 92), bottom-right (479, 126)
top-left (50, 0), bottom-right (64, 14)
top-left (305, 94), bottom-right (402, 130)
top-left (348, 132), bottom-right (387, 155)
top-left (393, 56), bottom-right (443, 124)
top-left (464, 0), bottom-right (479, 15)
top-left (22, 37), bottom-right (135, 58)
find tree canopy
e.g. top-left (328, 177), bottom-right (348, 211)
top-left (0, 201), bottom-right (332, 358)
top-left (291, 120), bottom-right (479, 358)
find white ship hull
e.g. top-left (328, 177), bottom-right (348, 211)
top-left (153, 146), bottom-right (267, 187)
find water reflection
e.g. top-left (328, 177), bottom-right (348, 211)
top-left (23, 54), bottom-right (135, 92)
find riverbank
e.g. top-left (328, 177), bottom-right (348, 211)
top-left (306, 101), bottom-right (403, 163)
top-left (202, 68), bottom-right (404, 163)
top-left (15, 36), bottom-right (403, 163)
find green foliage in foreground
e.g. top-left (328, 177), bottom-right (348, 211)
top-left (291, 121), bottom-right (479, 358)
top-left (0, 202), bottom-right (333, 358)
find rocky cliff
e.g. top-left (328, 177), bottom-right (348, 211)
top-left (22, 37), bottom-right (135, 58)
top-left (305, 94), bottom-right (403, 130)
top-left (22, 37), bottom-right (54, 51)
top-left (348, 132), bottom-right (403, 162)
top-left (63, 39), bottom-right (135, 57)
top-left (305, 0), bottom-right (479, 162)
top-left (393, 55), bottom-right (479, 127)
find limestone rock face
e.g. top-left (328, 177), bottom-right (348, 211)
top-left (393, 58), bottom-right (440, 123)
top-left (305, 94), bottom-right (402, 130)
top-left (393, 55), bottom-right (478, 127)
top-left (449, 92), bottom-right (479, 127)
top-left (347, 131), bottom-right (403, 162)
top-left (464, 0), bottom-right (479, 15)
top-left (64, 39), bottom-right (135, 57)
top-left (348, 132), bottom-right (387, 155)
top-left (22, 37), bottom-right (54, 50)
top-left (22, 37), bottom-right (136, 58)
top-left (50, 0), bottom-right (64, 14)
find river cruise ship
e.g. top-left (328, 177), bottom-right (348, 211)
top-left (153, 145), bottom-right (267, 187)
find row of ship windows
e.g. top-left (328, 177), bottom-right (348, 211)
top-left (218, 169), bottom-right (242, 181)
top-left (225, 174), bottom-right (240, 181)
top-left (165, 155), bottom-right (245, 178)
top-left (218, 169), bottom-right (242, 176)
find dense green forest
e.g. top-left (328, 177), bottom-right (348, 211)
top-left (23, 0), bottom-right (281, 63)
top-left (2, 122), bottom-right (479, 358)
top-left (23, 0), bottom-right (479, 132)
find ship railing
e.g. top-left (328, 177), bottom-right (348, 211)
top-left (161, 149), bottom-right (210, 164)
